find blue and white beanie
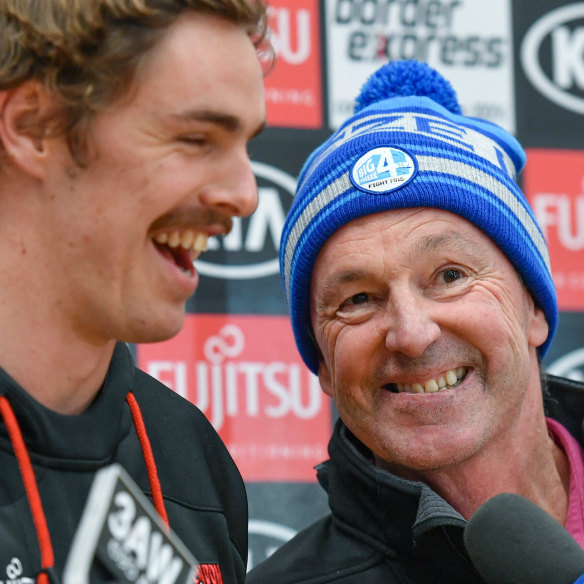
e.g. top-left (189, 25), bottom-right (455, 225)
top-left (280, 60), bottom-right (557, 374)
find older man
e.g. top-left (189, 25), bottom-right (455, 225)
top-left (247, 60), bottom-right (584, 583)
top-left (0, 2), bottom-right (267, 583)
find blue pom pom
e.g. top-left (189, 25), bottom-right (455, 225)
top-left (354, 60), bottom-right (462, 115)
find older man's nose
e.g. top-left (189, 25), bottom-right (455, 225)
top-left (383, 293), bottom-right (441, 358)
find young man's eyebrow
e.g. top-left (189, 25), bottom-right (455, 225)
top-left (173, 108), bottom-right (266, 137)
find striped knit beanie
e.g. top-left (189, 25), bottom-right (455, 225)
top-left (280, 60), bottom-right (557, 374)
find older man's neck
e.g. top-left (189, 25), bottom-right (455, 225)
top-left (381, 418), bottom-right (570, 525)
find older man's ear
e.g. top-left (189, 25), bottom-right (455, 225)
top-left (317, 359), bottom-right (335, 398)
top-left (528, 305), bottom-right (549, 350)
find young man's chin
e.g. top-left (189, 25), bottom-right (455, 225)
top-left (126, 311), bottom-right (187, 345)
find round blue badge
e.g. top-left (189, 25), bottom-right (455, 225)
top-left (350, 146), bottom-right (417, 194)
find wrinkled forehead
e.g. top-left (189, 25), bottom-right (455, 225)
top-left (314, 207), bottom-right (490, 257)
top-left (309, 207), bottom-right (519, 296)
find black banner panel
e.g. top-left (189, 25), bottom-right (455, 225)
top-left (514, 0), bottom-right (584, 148)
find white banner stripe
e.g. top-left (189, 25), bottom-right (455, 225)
top-left (417, 155), bottom-right (549, 265)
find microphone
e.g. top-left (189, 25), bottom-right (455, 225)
top-left (62, 463), bottom-right (198, 584)
top-left (464, 492), bottom-right (584, 584)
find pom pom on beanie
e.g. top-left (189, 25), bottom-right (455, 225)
top-left (354, 60), bottom-right (462, 115)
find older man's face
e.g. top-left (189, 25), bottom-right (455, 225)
top-left (310, 208), bottom-right (548, 479)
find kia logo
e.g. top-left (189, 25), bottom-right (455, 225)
top-left (247, 519), bottom-right (297, 571)
top-left (521, 3), bottom-right (584, 114)
top-left (196, 161), bottom-right (296, 280)
top-left (548, 347), bottom-right (584, 381)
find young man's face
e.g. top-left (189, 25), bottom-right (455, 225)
top-left (42, 12), bottom-right (265, 345)
top-left (310, 208), bottom-right (549, 479)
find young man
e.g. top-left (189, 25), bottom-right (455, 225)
top-left (247, 60), bottom-right (584, 583)
top-left (0, 2), bottom-right (267, 583)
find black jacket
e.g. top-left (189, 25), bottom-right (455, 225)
top-left (0, 343), bottom-right (248, 584)
top-left (247, 374), bottom-right (584, 584)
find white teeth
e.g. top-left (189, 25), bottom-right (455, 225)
top-left (445, 370), bottom-right (458, 386)
top-left (180, 230), bottom-right (194, 249)
top-left (395, 367), bottom-right (468, 395)
top-left (153, 230), bottom-right (209, 254)
top-left (425, 379), bottom-right (439, 393)
top-left (168, 230), bottom-right (181, 248)
top-left (193, 233), bottom-right (208, 252)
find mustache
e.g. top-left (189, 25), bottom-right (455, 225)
top-left (149, 207), bottom-right (233, 236)
top-left (368, 344), bottom-right (483, 385)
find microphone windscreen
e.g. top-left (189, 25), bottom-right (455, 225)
top-left (464, 493), bottom-right (584, 584)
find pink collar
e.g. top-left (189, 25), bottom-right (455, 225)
top-left (547, 417), bottom-right (584, 548)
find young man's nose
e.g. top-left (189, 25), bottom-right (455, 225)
top-left (198, 148), bottom-right (258, 218)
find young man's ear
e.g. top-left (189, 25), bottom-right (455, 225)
top-left (0, 81), bottom-right (57, 179)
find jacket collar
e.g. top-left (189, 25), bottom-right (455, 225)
top-left (317, 420), bottom-right (465, 554)
top-left (0, 342), bottom-right (134, 464)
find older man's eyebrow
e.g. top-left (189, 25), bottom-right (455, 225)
top-left (414, 231), bottom-right (484, 256)
top-left (314, 269), bottom-right (369, 309)
top-left (313, 232), bottom-right (486, 308)
top-left (173, 108), bottom-right (266, 138)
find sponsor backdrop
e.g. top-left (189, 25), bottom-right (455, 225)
top-left (136, 0), bottom-right (584, 571)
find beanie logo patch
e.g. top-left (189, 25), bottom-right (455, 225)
top-left (350, 147), bottom-right (417, 194)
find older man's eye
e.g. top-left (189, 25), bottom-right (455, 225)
top-left (340, 292), bottom-right (370, 309)
top-left (351, 292), bottom-right (370, 304)
top-left (441, 268), bottom-right (464, 283)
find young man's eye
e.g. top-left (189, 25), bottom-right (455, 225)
top-left (180, 136), bottom-right (206, 145)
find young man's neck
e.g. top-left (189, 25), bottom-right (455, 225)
top-left (0, 261), bottom-right (116, 414)
top-left (0, 186), bottom-right (118, 414)
top-left (0, 323), bottom-right (117, 414)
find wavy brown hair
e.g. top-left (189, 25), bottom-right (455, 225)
top-left (0, 0), bottom-right (270, 164)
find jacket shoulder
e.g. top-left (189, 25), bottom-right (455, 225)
top-left (247, 515), bottom-right (385, 584)
top-left (130, 366), bottom-right (242, 484)
top-left (129, 367), bottom-right (248, 566)
top-left (132, 367), bottom-right (215, 430)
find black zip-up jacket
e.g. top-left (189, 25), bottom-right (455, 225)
top-left (247, 374), bottom-right (584, 584)
top-left (0, 342), bottom-right (248, 584)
